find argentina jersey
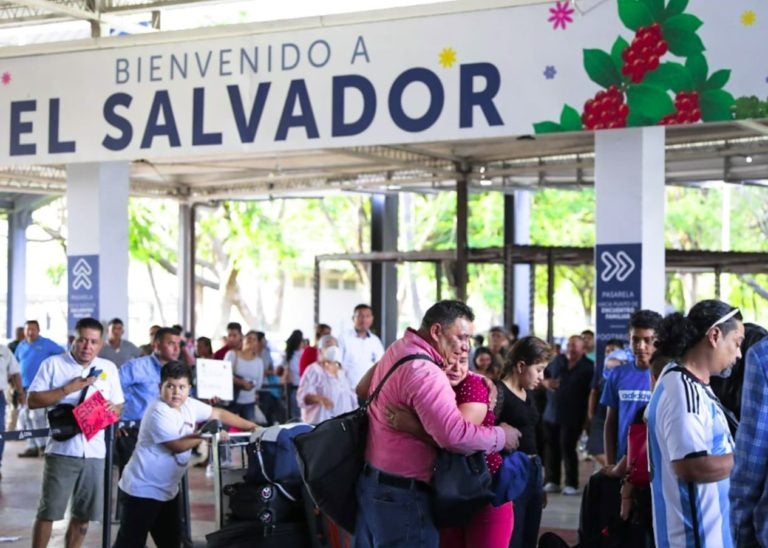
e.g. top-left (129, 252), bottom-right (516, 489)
top-left (647, 366), bottom-right (734, 548)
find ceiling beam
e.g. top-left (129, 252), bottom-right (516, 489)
top-left (8, 0), bottom-right (156, 34)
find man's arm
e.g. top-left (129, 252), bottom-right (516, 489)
top-left (355, 363), bottom-right (377, 401)
top-left (10, 373), bottom-right (25, 406)
top-left (587, 388), bottom-right (599, 422)
top-left (672, 453), bottom-right (733, 483)
top-left (28, 376), bottom-right (97, 409)
top-left (209, 406), bottom-right (260, 432)
top-left (604, 406), bottom-right (618, 466)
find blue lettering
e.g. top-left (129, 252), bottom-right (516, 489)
top-left (170, 54), bottom-right (187, 80)
top-left (219, 49), bottom-right (232, 76)
top-left (460, 63), bottom-right (503, 128)
top-left (388, 68), bottom-right (443, 132)
top-left (332, 75), bottom-right (376, 137)
top-left (228, 83), bottom-right (271, 143)
top-left (102, 92), bottom-right (133, 151)
top-left (48, 98), bottom-right (75, 154)
top-left (351, 35), bottom-right (370, 64)
top-left (275, 80), bottom-right (319, 141)
top-left (240, 48), bottom-right (258, 74)
top-left (308, 40), bottom-right (331, 68)
top-left (10, 100), bottom-right (36, 156)
top-left (195, 50), bottom-right (212, 77)
top-left (115, 58), bottom-right (129, 84)
top-left (192, 88), bottom-right (223, 146)
top-left (282, 43), bottom-right (300, 71)
top-left (150, 55), bottom-right (162, 82)
top-left (140, 90), bottom-right (181, 149)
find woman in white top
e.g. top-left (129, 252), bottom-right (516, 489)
top-left (297, 338), bottom-right (358, 425)
top-left (224, 330), bottom-right (265, 421)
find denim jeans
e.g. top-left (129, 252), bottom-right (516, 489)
top-left (354, 466), bottom-right (438, 548)
top-left (510, 456), bottom-right (544, 548)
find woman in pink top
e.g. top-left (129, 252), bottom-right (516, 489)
top-left (387, 356), bottom-right (513, 548)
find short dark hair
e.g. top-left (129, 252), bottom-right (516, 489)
top-left (196, 336), bottom-right (212, 351)
top-left (160, 361), bottom-right (192, 384)
top-left (489, 326), bottom-right (506, 335)
top-left (656, 300), bottom-right (742, 359)
top-left (353, 304), bottom-right (373, 314)
top-left (25, 320), bottom-right (40, 329)
top-left (629, 309), bottom-right (663, 332)
top-left (75, 317), bottom-right (104, 336)
top-left (420, 300), bottom-right (475, 331)
top-left (108, 318), bottom-right (124, 327)
top-left (315, 323), bottom-right (331, 339)
top-left (154, 327), bottom-right (178, 343)
top-left (605, 338), bottom-right (625, 349)
top-left (581, 329), bottom-right (594, 337)
top-left (226, 322), bottom-right (243, 333)
top-left (254, 331), bottom-right (266, 342)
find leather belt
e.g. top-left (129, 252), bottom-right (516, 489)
top-left (363, 463), bottom-right (431, 493)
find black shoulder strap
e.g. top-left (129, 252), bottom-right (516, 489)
top-left (664, 365), bottom-right (739, 432)
top-left (365, 353), bottom-right (438, 408)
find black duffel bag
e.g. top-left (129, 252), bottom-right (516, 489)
top-left (47, 386), bottom-right (89, 442)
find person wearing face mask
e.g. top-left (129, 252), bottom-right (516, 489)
top-left (296, 336), bottom-right (357, 425)
top-left (647, 300), bottom-right (744, 548)
top-left (353, 300), bottom-right (522, 548)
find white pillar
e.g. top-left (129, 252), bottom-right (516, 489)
top-left (6, 207), bottom-right (31, 337)
top-left (595, 127), bottom-right (665, 364)
top-left (66, 162), bottom-right (130, 334)
top-left (513, 190), bottom-right (532, 336)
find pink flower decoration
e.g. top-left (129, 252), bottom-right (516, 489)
top-left (549, 1), bottom-right (575, 30)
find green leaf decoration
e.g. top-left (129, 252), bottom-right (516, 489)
top-left (610, 37), bottom-right (631, 73)
top-left (665, 0), bottom-right (688, 18)
top-left (583, 49), bottom-right (623, 88)
top-left (617, 0), bottom-right (655, 31)
top-left (705, 69), bottom-right (731, 91)
top-left (700, 89), bottom-right (735, 122)
top-left (640, 0), bottom-right (665, 21)
top-left (627, 109), bottom-right (656, 128)
top-left (686, 54), bottom-right (709, 89)
top-left (626, 83), bottom-right (676, 123)
top-left (560, 105), bottom-right (584, 131)
top-left (662, 14), bottom-right (703, 34)
top-left (643, 62), bottom-right (694, 92)
top-left (533, 121), bottom-right (564, 134)
top-left (665, 28), bottom-right (705, 57)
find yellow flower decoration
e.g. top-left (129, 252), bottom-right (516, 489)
top-left (741, 10), bottom-right (756, 26)
top-left (438, 47), bottom-right (457, 68)
top-left (99, 372), bottom-right (108, 380)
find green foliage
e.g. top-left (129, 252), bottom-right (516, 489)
top-left (626, 83), bottom-right (676, 124)
top-left (733, 96), bottom-right (768, 119)
top-left (642, 62), bottom-right (694, 93)
top-left (584, 49), bottom-right (623, 88)
top-left (46, 264), bottom-right (65, 287)
top-left (618, 0), bottom-right (654, 31)
top-left (700, 89), bottom-right (736, 122)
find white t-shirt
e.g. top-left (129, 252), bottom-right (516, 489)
top-left (296, 363), bottom-right (358, 425)
top-left (224, 350), bottom-right (264, 404)
top-left (338, 329), bottom-right (385, 388)
top-left (28, 353), bottom-right (124, 459)
top-left (119, 396), bottom-right (212, 501)
top-left (0, 344), bottom-right (20, 390)
top-left (647, 366), bottom-right (734, 548)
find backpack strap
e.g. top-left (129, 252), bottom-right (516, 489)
top-left (364, 353), bottom-right (439, 408)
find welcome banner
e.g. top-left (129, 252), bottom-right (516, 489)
top-left (0, 0), bottom-right (764, 164)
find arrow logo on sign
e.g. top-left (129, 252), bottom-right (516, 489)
top-left (72, 258), bottom-right (93, 290)
top-left (600, 250), bottom-right (636, 282)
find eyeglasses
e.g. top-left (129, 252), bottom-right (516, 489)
top-left (708, 308), bottom-right (740, 332)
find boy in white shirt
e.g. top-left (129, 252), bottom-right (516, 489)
top-left (114, 361), bottom-right (260, 547)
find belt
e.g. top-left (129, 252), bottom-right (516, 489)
top-left (363, 463), bottom-right (431, 493)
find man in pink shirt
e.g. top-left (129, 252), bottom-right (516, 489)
top-left (355, 300), bottom-right (522, 547)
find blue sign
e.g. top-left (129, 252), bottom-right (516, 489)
top-left (595, 243), bottom-right (642, 376)
top-left (68, 255), bottom-right (99, 332)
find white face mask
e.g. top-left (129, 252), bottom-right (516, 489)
top-left (323, 345), bottom-right (342, 364)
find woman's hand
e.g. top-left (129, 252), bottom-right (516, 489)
top-left (385, 403), bottom-right (422, 435)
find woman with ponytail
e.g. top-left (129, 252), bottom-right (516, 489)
top-left (646, 299), bottom-right (744, 548)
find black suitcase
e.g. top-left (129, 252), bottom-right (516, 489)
top-left (224, 482), bottom-right (303, 524)
top-left (206, 521), bottom-right (311, 548)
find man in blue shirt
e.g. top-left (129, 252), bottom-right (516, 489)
top-left (601, 309), bottom-right (662, 467)
top-left (116, 327), bottom-right (180, 474)
top-left (15, 320), bottom-right (64, 457)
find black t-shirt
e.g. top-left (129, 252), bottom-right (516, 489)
top-left (496, 382), bottom-right (539, 455)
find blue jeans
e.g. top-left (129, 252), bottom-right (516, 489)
top-left (0, 391), bottom-right (5, 468)
top-left (510, 456), bottom-right (544, 548)
top-left (354, 466), bottom-right (438, 548)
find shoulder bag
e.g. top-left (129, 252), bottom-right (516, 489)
top-left (292, 352), bottom-right (435, 533)
top-left (47, 385), bottom-right (90, 442)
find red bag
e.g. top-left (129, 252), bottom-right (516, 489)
top-left (626, 423), bottom-right (649, 486)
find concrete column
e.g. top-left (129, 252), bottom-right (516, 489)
top-left (371, 194), bottom-right (398, 347)
top-left (66, 162), bottom-right (130, 333)
top-left (595, 127), bottom-right (665, 365)
top-left (178, 203), bottom-right (195, 335)
top-left (503, 191), bottom-right (532, 337)
top-left (6, 207), bottom-right (32, 338)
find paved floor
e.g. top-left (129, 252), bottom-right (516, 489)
top-left (0, 438), bottom-right (589, 547)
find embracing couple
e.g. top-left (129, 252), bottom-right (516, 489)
top-left (355, 300), bottom-right (547, 548)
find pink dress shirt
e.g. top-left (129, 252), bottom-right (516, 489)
top-left (365, 329), bottom-right (506, 483)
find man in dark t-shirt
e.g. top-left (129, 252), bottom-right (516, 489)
top-left (542, 335), bottom-right (594, 494)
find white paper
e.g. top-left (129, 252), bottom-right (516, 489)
top-left (195, 359), bottom-right (234, 401)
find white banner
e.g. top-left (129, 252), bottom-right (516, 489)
top-left (0, 0), bottom-right (764, 164)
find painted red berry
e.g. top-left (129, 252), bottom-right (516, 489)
top-left (621, 24), bottom-right (669, 83)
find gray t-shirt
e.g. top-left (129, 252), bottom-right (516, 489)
top-left (99, 339), bottom-right (141, 367)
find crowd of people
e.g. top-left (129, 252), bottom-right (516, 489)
top-left (2, 296), bottom-right (768, 547)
